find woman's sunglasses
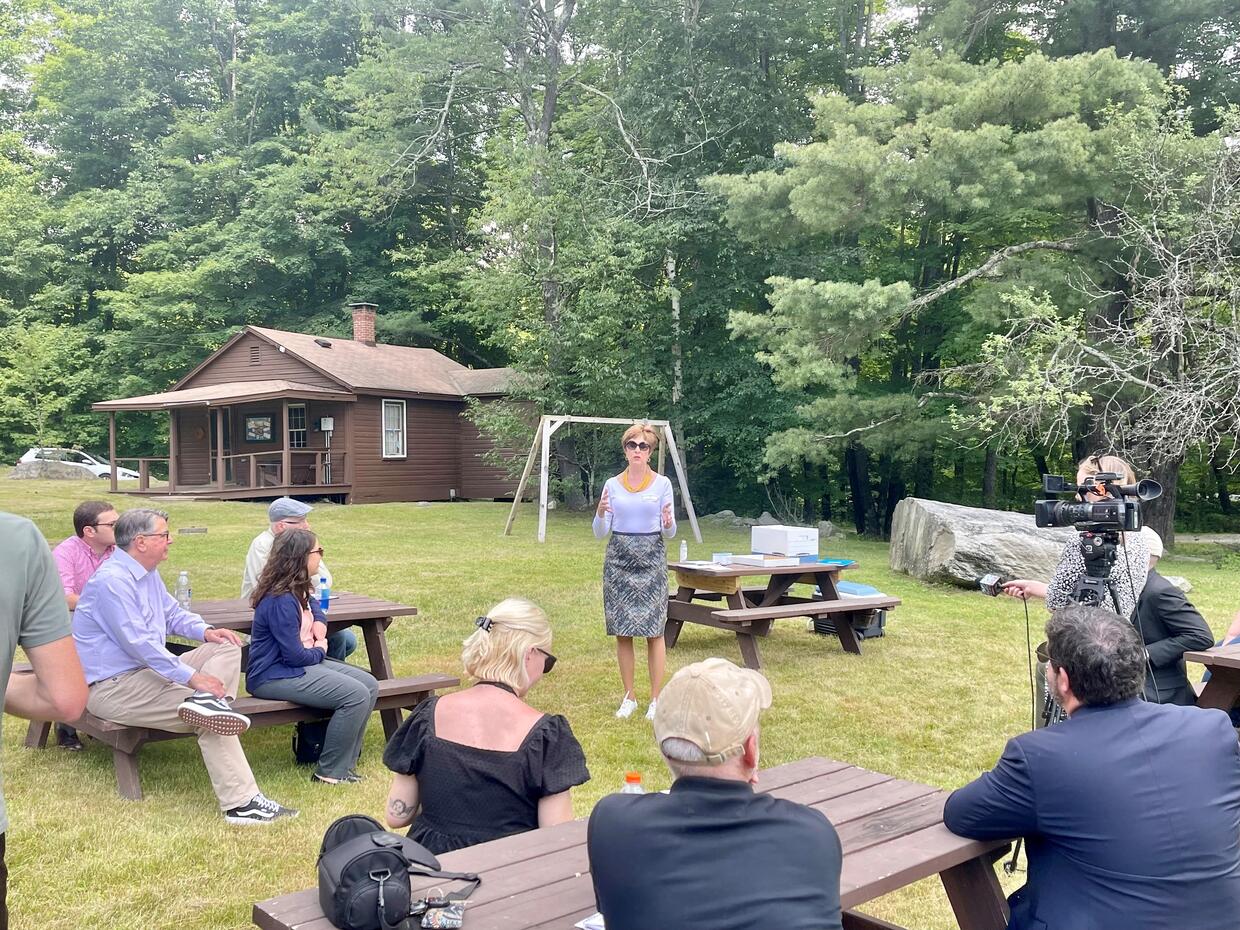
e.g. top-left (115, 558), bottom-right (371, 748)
top-left (535, 648), bottom-right (557, 674)
top-left (624, 440), bottom-right (651, 452)
top-left (310, 547), bottom-right (325, 556)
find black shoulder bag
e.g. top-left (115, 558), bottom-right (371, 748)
top-left (318, 815), bottom-right (481, 930)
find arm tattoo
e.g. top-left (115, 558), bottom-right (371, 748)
top-left (388, 798), bottom-right (415, 818)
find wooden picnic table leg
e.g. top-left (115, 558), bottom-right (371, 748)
top-left (756, 573), bottom-right (798, 607)
top-left (24, 720), bottom-right (51, 749)
top-left (360, 618), bottom-right (402, 739)
top-left (1195, 673), bottom-right (1240, 712)
top-left (723, 591), bottom-right (765, 670)
top-left (113, 748), bottom-right (144, 801)
top-left (939, 856), bottom-right (1008, 930)
top-left (664, 586), bottom-right (693, 649)
top-left (812, 570), bottom-right (862, 655)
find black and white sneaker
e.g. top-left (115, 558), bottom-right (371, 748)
top-left (224, 793), bottom-right (299, 825)
top-left (177, 691), bottom-right (251, 735)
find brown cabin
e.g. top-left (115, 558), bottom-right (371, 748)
top-left (95, 303), bottom-right (519, 504)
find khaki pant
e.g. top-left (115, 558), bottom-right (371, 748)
top-left (87, 642), bottom-right (258, 811)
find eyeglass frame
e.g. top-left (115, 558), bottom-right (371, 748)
top-left (624, 440), bottom-right (652, 452)
top-left (309, 547), bottom-right (325, 556)
top-left (136, 531), bottom-right (171, 540)
top-left (89, 520), bottom-right (118, 529)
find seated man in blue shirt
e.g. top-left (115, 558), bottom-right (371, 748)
top-left (74, 508), bottom-right (297, 825)
top-left (945, 604), bottom-right (1240, 930)
top-left (587, 658), bottom-right (843, 930)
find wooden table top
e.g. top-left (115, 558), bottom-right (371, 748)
top-left (253, 756), bottom-right (1007, 930)
top-left (192, 592), bottom-right (418, 629)
top-left (1185, 643), bottom-right (1240, 670)
top-left (668, 559), bottom-right (856, 579)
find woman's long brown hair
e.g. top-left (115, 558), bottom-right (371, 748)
top-left (249, 527), bottom-right (317, 609)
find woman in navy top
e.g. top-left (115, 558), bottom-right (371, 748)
top-left (246, 528), bottom-right (378, 784)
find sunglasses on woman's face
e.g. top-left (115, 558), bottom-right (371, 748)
top-left (624, 440), bottom-right (651, 452)
top-left (310, 547), bottom-right (324, 556)
top-left (535, 648), bottom-right (557, 674)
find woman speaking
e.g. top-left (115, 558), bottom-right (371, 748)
top-left (593, 422), bottom-right (676, 721)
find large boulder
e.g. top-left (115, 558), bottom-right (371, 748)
top-left (9, 460), bottom-right (95, 481)
top-left (890, 497), bottom-right (1075, 588)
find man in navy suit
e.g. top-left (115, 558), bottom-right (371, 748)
top-left (945, 604), bottom-right (1240, 930)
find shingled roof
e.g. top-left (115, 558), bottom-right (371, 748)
top-left (247, 326), bottom-right (511, 398)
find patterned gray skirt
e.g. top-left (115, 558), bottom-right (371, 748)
top-left (603, 531), bottom-right (668, 637)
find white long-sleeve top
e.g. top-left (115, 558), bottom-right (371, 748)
top-left (592, 473), bottom-right (676, 539)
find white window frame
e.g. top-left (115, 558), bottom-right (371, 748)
top-left (382, 399), bottom-right (407, 459)
top-left (288, 404), bottom-right (308, 449)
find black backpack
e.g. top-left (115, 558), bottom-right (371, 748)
top-left (317, 815), bottom-right (481, 930)
top-left (294, 719), bottom-right (329, 764)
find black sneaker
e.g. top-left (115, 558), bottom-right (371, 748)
top-left (56, 724), bottom-right (84, 751)
top-left (224, 793), bottom-right (298, 825)
top-left (177, 692), bottom-right (250, 736)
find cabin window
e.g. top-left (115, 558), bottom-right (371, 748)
top-left (288, 404), bottom-right (307, 449)
top-left (382, 400), bottom-right (406, 458)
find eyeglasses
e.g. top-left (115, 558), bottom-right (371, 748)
top-left (624, 440), bottom-right (651, 452)
top-left (310, 547), bottom-right (325, 556)
top-left (91, 521), bottom-right (117, 529)
top-left (137, 531), bottom-right (171, 540)
top-left (535, 647), bottom-right (557, 674)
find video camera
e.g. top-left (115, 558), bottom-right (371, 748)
top-left (1033, 472), bottom-right (1162, 533)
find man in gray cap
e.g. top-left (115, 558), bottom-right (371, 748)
top-left (241, 498), bottom-right (355, 659)
top-left (587, 657), bottom-right (842, 930)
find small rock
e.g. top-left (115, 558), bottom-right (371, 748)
top-left (756, 511), bottom-right (780, 526)
top-left (736, 518), bottom-right (757, 528)
top-left (416, 501), bottom-right (432, 507)
top-left (817, 520), bottom-right (840, 538)
top-left (709, 509), bottom-right (736, 521)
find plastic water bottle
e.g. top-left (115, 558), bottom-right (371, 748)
top-left (621, 772), bottom-right (645, 794)
top-left (678, 540), bottom-right (688, 562)
top-left (175, 571), bottom-right (191, 610)
top-left (318, 574), bottom-right (330, 612)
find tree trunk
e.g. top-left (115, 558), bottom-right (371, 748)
top-left (1142, 454), bottom-right (1182, 549)
top-left (982, 443), bottom-right (998, 509)
top-left (1212, 448), bottom-right (1232, 515)
top-left (953, 454), bottom-right (966, 501)
top-left (913, 447), bottom-right (934, 498)
top-left (845, 442), bottom-right (876, 535)
top-left (1032, 448), bottom-right (1050, 480)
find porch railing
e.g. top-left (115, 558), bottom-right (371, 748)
top-left (113, 451), bottom-right (347, 493)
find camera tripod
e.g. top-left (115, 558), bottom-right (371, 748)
top-left (1041, 526), bottom-right (1126, 728)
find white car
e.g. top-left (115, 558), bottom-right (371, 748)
top-left (19, 447), bottom-right (141, 480)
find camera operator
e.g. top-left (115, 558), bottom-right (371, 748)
top-left (1130, 531), bottom-right (1215, 705)
top-left (1002, 454), bottom-right (1150, 620)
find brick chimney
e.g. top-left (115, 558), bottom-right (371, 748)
top-left (350, 301), bottom-right (378, 345)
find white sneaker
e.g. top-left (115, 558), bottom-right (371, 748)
top-left (615, 695), bottom-right (638, 719)
top-left (645, 699), bottom-right (658, 721)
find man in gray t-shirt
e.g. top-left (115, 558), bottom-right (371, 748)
top-left (0, 513), bottom-right (89, 924)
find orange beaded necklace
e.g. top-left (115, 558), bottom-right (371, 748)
top-left (619, 468), bottom-right (654, 493)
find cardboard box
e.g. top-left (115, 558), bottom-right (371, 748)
top-left (751, 524), bottom-right (819, 557)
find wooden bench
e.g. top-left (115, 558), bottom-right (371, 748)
top-left (711, 594), bottom-right (902, 656)
top-left (23, 672), bottom-right (458, 800)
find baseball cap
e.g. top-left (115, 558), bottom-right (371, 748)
top-left (268, 497), bottom-right (313, 522)
top-left (654, 658), bottom-right (772, 764)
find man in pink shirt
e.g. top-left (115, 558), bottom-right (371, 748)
top-left (50, 500), bottom-right (117, 749)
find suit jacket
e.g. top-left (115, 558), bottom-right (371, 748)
top-left (945, 700), bottom-right (1240, 930)
top-left (1134, 571), bottom-right (1214, 704)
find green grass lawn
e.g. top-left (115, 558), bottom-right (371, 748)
top-left (4, 479), bottom-right (1238, 929)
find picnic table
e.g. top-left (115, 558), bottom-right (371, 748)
top-left (1185, 643), bottom-right (1240, 712)
top-left (666, 560), bottom-right (901, 669)
top-left (190, 591), bottom-right (418, 738)
top-left (23, 592), bottom-right (453, 799)
top-left (253, 755), bottom-right (1010, 930)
